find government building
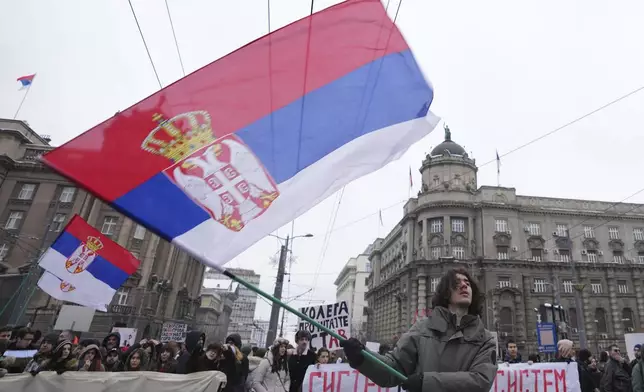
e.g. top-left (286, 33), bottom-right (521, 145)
top-left (0, 118), bottom-right (208, 340)
top-left (365, 126), bottom-right (644, 354)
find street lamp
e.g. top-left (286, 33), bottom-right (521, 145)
top-left (265, 232), bottom-right (314, 347)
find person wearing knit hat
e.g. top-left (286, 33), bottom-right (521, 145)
top-left (23, 333), bottom-right (58, 374)
top-left (248, 338), bottom-right (291, 392)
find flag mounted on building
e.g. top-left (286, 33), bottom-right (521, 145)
top-left (37, 215), bottom-right (140, 311)
top-left (17, 74), bottom-right (36, 90)
top-left (409, 166), bottom-right (413, 188)
top-left (42, 0), bottom-right (439, 269)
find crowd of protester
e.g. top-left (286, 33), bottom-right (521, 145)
top-left (0, 325), bottom-right (346, 392)
top-left (501, 338), bottom-right (644, 392)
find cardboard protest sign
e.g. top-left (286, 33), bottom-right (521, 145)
top-left (303, 362), bottom-right (581, 392)
top-left (160, 322), bottom-right (188, 342)
top-left (299, 301), bottom-right (351, 350)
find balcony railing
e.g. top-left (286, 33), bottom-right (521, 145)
top-left (110, 304), bottom-right (135, 315)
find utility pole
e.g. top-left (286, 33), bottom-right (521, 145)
top-left (266, 235), bottom-right (288, 346)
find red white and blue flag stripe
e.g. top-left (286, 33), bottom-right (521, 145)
top-left (38, 215), bottom-right (139, 310)
top-left (17, 74), bottom-right (36, 90)
top-left (42, 0), bottom-right (439, 268)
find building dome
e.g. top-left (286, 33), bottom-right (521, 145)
top-left (430, 125), bottom-right (466, 156)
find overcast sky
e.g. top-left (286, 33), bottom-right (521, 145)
top-left (2, 0), bottom-right (644, 342)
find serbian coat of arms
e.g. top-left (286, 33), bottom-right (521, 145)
top-left (64, 236), bottom-right (104, 274)
top-left (141, 111), bottom-right (280, 232)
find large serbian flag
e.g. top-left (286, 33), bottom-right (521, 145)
top-left (42, 0), bottom-right (438, 268)
top-left (37, 215), bottom-right (139, 311)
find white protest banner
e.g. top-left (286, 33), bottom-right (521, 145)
top-left (303, 362), bottom-right (581, 392)
top-left (299, 301), bottom-right (351, 350)
top-left (161, 322), bottom-right (188, 342)
top-left (493, 362), bottom-right (579, 392)
top-left (113, 327), bottom-right (138, 347)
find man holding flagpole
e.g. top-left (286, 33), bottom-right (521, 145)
top-left (14, 74), bottom-right (36, 119)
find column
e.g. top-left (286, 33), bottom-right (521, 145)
top-left (522, 275), bottom-right (534, 345)
top-left (411, 276), bottom-right (418, 326)
top-left (632, 270), bottom-right (644, 328)
top-left (468, 218), bottom-right (475, 258)
top-left (514, 294), bottom-right (526, 340)
top-left (86, 198), bottom-right (101, 226)
top-left (421, 219), bottom-right (428, 258)
top-left (116, 217), bottom-right (134, 247)
top-left (139, 234), bottom-right (161, 285)
top-left (417, 268), bottom-right (427, 318)
top-left (444, 216), bottom-right (452, 256)
top-left (606, 270), bottom-right (622, 336)
top-left (407, 222), bottom-right (414, 263)
top-left (580, 275), bottom-right (594, 341)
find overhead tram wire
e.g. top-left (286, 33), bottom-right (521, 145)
top-left (164, 0), bottom-right (186, 77)
top-left (423, 84), bottom-right (644, 195)
top-left (128, 0), bottom-right (163, 90)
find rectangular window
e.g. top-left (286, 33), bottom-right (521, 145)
top-left (527, 222), bottom-right (541, 236)
top-left (498, 277), bottom-right (511, 288)
top-left (556, 224), bottom-right (568, 237)
top-left (51, 213), bottom-right (66, 232)
top-left (452, 246), bottom-right (465, 259)
top-left (59, 187), bottom-right (76, 203)
top-left (634, 228), bottom-right (644, 241)
top-left (613, 251), bottom-right (624, 264)
top-left (585, 250), bottom-right (598, 263)
top-left (5, 211), bottom-right (24, 230)
top-left (495, 219), bottom-right (508, 233)
top-left (558, 249), bottom-right (570, 263)
top-left (583, 225), bottom-right (595, 238)
top-left (17, 184), bottom-right (36, 200)
top-left (0, 244), bottom-right (8, 260)
top-left (101, 216), bottom-right (118, 235)
top-left (533, 278), bottom-right (547, 293)
top-left (116, 287), bottom-right (130, 305)
top-left (430, 278), bottom-right (440, 292)
top-left (590, 280), bottom-right (602, 294)
top-left (531, 249), bottom-right (542, 262)
top-left (429, 219), bottom-right (443, 233)
top-left (638, 253), bottom-right (644, 264)
top-left (617, 280), bottom-right (628, 294)
top-left (133, 224), bottom-right (146, 240)
top-left (608, 227), bottom-right (620, 240)
top-left (433, 177), bottom-right (440, 187)
top-left (562, 279), bottom-right (573, 293)
top-left (497, 247), bottom-right (509, 260)
top-left (451, 219), bottom-right (465, 233)
top-left (431, 246), bottom-right (441, 259)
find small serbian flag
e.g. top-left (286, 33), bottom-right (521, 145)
top-left (42, 0), bottom-right (439, 268)
top-left (37, 215), bottom-right (139, 311)
top-left (17, 74), bottom-right (36, 90)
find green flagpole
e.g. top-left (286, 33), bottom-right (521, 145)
top-left (219, 268), bottom-right (408, 383)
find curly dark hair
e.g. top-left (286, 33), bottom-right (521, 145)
top-left (430, 267), bottom-right (484, 317)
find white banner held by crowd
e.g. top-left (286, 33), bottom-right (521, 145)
top-left (160, 323), bottom-right (188, 342)
top-left (298, 301), bottom-right (351, 350)
top-left (303, 362), bottom-right (580, 392)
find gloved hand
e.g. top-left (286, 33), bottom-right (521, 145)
top-left (401, 372), bottom-right (423, 392)
top-left (339, 338), bottom-right (365, 368)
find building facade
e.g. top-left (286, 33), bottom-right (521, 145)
top-left (197, 286), bottom-right (237, 343)
top-left (204, 268), bottom-right (260, 343)
top-left (366, 126), bottom-right (644, 354)
top-left (334, 246), bottom-right (372, 341)
top-left (0, 119), bottom-right (206, 340)
top-left (250, 319), bottom-right (269, 348)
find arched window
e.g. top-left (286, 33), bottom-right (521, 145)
top-left (623, 308), bottom-right (635, 330)
top-left (500, 307), bottom-right (514, 334)
top-left (568, 308), bottom-right (578, 329)
top-left (595, 308), bottom-right (608, 333)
